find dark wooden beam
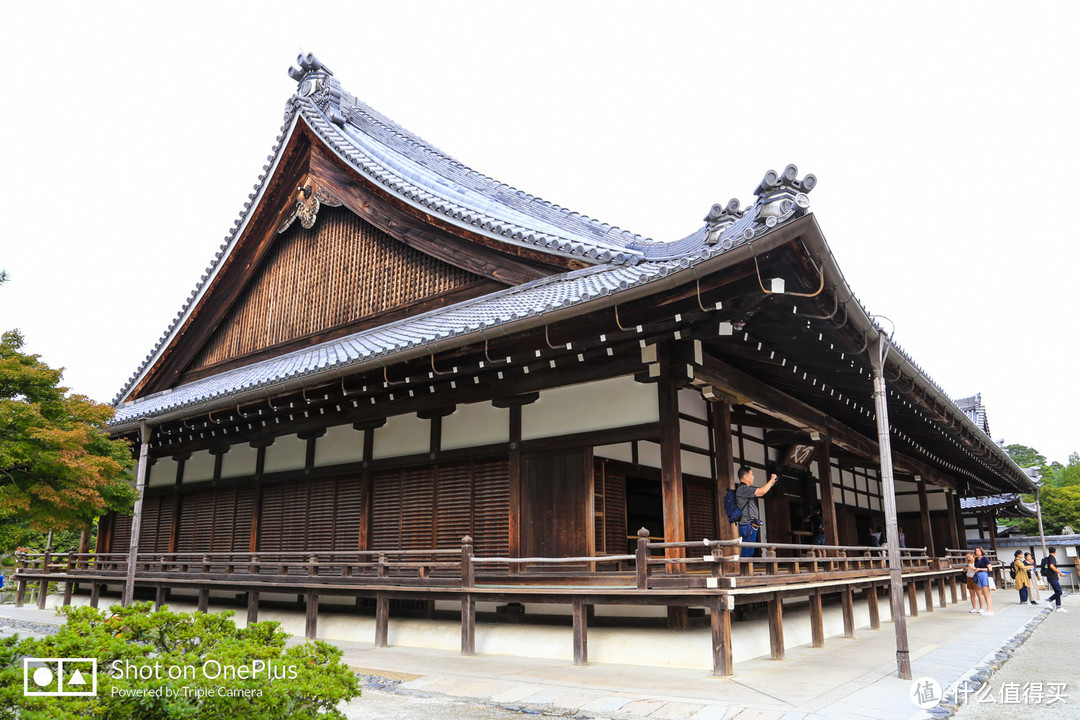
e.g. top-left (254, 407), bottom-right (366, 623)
top-left (809, 589), bottom-right (825, 648)
top-left (917, 479), bottom-right (935, 557)
top-left (657, 353), bottom-right (686, 570)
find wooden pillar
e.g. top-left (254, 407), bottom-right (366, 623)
top-left (945, 488), bottom-right (960, 551)
top-left (815, 437), bottom-right (839, 546)
top-left (508, 405), bottom-right (523, 570)
top-left (710, 401), bottom-right (737, 542)
top-left (906, 580), bottom-right (918, 617)
top-left (154, 585), bottom-right (166, 610)
top-left (247, 591), bottom-right (259, 625)
top-left (305, 589), bottom-right (318, 640)
top-left (63, 547), bottom-right (75, 607)
top-left (14, 577), bottom-right (27, 607)
top-left (866, 584), bottom-right (880, 630)
top-left (572, 599), bottom-right (588, 666)
top-left (711, 595), bottom-right (733, 676)
top-left (768, 594), bottom-right (784, 660)
top-left (949, 575), bottom-right (958, 604)
top-left (460, 594), bottom-right (475, 656)
top-left (960, 577), bottom-right (968, 601)
top-left (197, 587), bottom-right (209, 613)
top-left (809, 589), bottom-right (825, 648)
top-left (988, 510), bottom-right (998, 555)
top-left (937, 577), bottom-right (947, 608)
top-left (354, 421), bottom-right (382, 551)
top-left (841, 586), bottom-right (855, 638)
top-left (923, 578), bottom-right (934, 612)
top-left (917, 479), bottom-right (935, 558)
top-left (657, 368), bottom-right (686, 566)
top-left (89, 582), bottom-right (100, 608)
top-left (375, 592), bottom-right (389, 648)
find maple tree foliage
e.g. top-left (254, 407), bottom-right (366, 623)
top-left (0, 329), bottom-right (136, 533)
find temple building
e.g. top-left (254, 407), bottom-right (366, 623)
top-left (15, 54), bottom-right (1039, 673)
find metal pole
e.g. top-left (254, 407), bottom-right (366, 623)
top-left (869, 335), bottom-right (911, 680)
top-left (122, 421), bottom-right (152, 606)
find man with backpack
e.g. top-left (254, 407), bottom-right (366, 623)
top-left (732, 466), bottom-right (778, 558)
top-left (1042, 547), bottom-right (1069, 611)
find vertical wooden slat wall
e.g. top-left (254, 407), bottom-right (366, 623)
top-left (684, 478), bottom-right (718, 559)
top-left (257, 477), bottom-right (363, 555)
top-left (188, 207), bottom-right (478, 373)
top-left (593, 464), bottom-right (627, 556)
top-left (370, 460), bottom-right (510, 556)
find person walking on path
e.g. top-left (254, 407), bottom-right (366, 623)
top-left (972, 547), bottom-right (994, 615)
top-left (735, 466), bottom-right (778, 558)
top-left (1012, 550), bottom-right (1035, 605)
top-left (1025, 552), bottom-right (1042, 603)
top-left (963, 553), bottom-right (984, 614)
top-left (1044, 547), bottom-right (1070, 612)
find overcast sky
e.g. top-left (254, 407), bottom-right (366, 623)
top-left (1, 2), bottom-right (1077, 464)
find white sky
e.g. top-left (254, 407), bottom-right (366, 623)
top-left (1, 2), bottom-right (1077, 464)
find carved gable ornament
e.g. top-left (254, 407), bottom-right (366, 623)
top-left (278, 176), bottom-right (343, 233)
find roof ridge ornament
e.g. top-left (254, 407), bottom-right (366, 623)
top-left (705, 164), bottom-right (816, 246)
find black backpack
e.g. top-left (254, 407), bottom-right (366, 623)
top-left (1041, 557), bottom-right (1052, 577)
top-left (1009, 563), bottom-right (1017, 580)
top-left (723, 489), bottom-right (742, 523)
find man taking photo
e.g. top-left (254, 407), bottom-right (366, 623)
top-left (735, 466), bottom-right (778, 558)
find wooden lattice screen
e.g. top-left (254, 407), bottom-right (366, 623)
top-left (189, 206), bottom-right (480, 372)
top-left (370, 460), bottom-right (509, 557)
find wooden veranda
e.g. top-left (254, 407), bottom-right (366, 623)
top-left (11, 535), bottom-right (998, 676)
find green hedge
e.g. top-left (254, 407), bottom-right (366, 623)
top-left (0, 602), bottom-right (360, 719)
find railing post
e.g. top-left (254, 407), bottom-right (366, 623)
top-left (249, 554), bottom-right (258, 576)
top-left (63, 546), bottom-right (76, 607)
top-left (635, 528), bottom-right (651, 590)
top-left (37, 548), bottom-right (51, 610)
top-left (461, 536), bottom-right (474, 589)
top-left (765, 545), bottom-right (777, 575)
top-left (309, 554), bottom-right (319, 578)
top-left (378, 554), bottom-right (389, 580)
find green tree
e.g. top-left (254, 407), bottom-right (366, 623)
top-left (0, 329), bottom-right (136, 535)
top-left (1005, 443), bottom-right (1049, 473)
top-left (0, 603), bottom-right (360, 719)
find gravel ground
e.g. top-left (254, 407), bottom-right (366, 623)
top-left (0, 617), bottom-right (61, 640)
top-left (950, 594), bottom-right (1077, 720)
top-left (340, 690), bottom-right (536, 720)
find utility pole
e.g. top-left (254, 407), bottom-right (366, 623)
top-left (869, 331), bottom-right (911, 680)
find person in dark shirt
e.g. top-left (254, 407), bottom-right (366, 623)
top-left (807, 506), bottom-right (826, 545)
top-left (973, 546), bottom-right (994, 615)
top-left (1044, 547), bottom-right (1070, 611)
top-left (735, 466), bottom-right (778, 558)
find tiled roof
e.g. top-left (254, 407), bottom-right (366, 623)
top-left (960, 493), bottom-right (1038, 517)
top-left (956, 393), bottom-right (991, 436)
top-left (112, 53), bottom-right (815, 409)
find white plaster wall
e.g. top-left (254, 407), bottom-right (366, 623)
top-left (263, 434), bottom-right (307, 474)
top-left (682, 450), bottom-right (712, 479)
top-left (441, 402), bottom-right (509, 451)
top-left (595, 443), bottom-right (633, 463)
top-left (220, 443), bottom-right (258, 479)
top-left (637, 441), bottom-right (662, 469)
top-left (53, 591), bottom-right (900, 670)
top-left (742, 438), bottom-right (766, 467)
top-left (184, 450), bottom-right (216, 483)
top-left (522, 375), bottom-right (658, 441)
top-left (741, 425), bottom-right (764, 440)
top-left (373, 414), bottom-right (430, 459)
top-left (315, 424), bottom-right (366, 466)
top-left (149, 457), bottom-right (178, 488)
top-left (896, 495), bottom-right (922, 514)
top-left (927, 492), bottom-right (948, 512)
top-left (678, 387), bottom-right (708, 420)
top-left (680, 420), bottom-right (710, 451)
